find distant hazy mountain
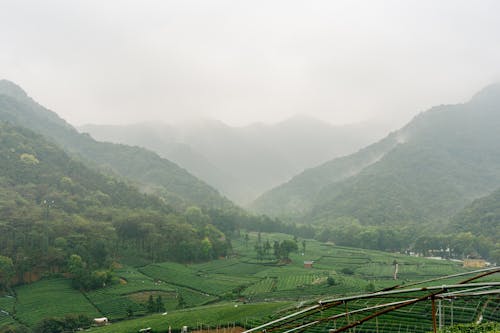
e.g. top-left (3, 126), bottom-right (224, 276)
top-left (80, 115), bottom-right (388, 204)
top-left (0, 80), bottom-right (232, 210)
top-left (252, 84), bottom-right (500, 226)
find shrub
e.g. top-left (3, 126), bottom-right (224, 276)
top-left (326, 276), bottom-right (336, 286)
top-left (341, 267), bottom-right (354, 275)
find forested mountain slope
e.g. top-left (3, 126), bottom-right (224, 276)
top-left (0, 80), bottom-right (232, 210)
top-left (451, 187), bottom-right (500, 241)
top-left (253, 84), bottom-right (500, 226)
top-left (0, 123), bottom-right (232, 285)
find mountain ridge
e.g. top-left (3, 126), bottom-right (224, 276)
top-left (252, 84), bottom-right (500, 226)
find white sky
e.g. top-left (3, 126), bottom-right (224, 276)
top-left (1, 0), bottom-right (500, 127)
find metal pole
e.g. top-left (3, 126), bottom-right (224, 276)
top-left (344, 301), bottom-right (350, 332)
top-left (451, 300), bottom-right (454, 326)
top-left (431, 297), bottom-right (437, 333)
top-left (438, 299), bottom-right (442, 330)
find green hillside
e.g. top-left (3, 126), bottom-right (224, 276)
top-left (251, 133), bottom-right (400, 217)
top-left (0, 80), bottom-right (232, 210)
top-left (450, 187), bottom-right (500, 262)
top-left (451, 187), bottom-right (500, 239)
top-left (0, 122), bottom-right (234, 291)
top-left (252, 84), bottom-right (500, 227)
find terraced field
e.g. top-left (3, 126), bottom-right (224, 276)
top-left (85, 267), bottom-right (220, 320)
top-left (0, 296), bottom-right (17, 328)
top-left (85, 267), bottom-right (177, 320)
top-left (14, 278), bottom-right (101, 326)
top-left (140, 262), bottom-right (258, 296)
top-left (6, 231), bottom-right (491, 331)
top-left (88, 302), bottom-right (292, 333)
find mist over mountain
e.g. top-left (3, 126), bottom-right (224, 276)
top-left (80, 116), bottom-right (388, 204)
top-left (0, 80), bottom-right (233, 210)
top-left (252, 84), bottom-right (500, 227)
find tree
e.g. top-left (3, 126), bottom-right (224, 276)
top-left (126, 305), bottom-right (134, 317)
top-left (254, 242), bottom-right (264, 260)
top-left (200, 237), bottom-right (213, 260)
top-left (365, 281), bottom-right (376, 292)
top-left (184, 206), bottom-right (209, 227)
top-left (0, 255), bottom-right (14, 291)
top-left (273, 241), bottom-right (280, 258)
top-left (156, 295), bottom-right (166, 313)
top-left (146, 294), bottom-right (156, 313)
top-left (327, 276), bottom-right (336, 286)
top-left (263, 240), bottom-right (271, 256)
top-left (278, 240), bottom-right (298, 261)
top-left (68, 254), bottom-right (88, 290)
top-left (177, 293), bottom-right (186, 309)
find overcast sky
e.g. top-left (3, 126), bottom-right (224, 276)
top-left (1, 0), bottom-right (500, 128)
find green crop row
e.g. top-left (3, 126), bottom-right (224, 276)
top-left (14, 278), bottom-right (101, 326)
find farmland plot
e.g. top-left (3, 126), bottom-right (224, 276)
top-left (15, 278), bottom-right (100, 326)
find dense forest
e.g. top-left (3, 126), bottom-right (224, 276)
top-left (0, 123), bottom-right (239, 290)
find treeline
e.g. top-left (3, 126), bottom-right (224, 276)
top-left (243, 216), bottom-right (499, 264)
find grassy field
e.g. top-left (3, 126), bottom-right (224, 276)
top-left (5, 231), bottom-right (484, 331)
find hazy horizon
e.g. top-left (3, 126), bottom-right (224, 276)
top-left (2, 0), bottom-right (500, 129)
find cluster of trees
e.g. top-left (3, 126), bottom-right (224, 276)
top-left (317, 220), bottom-right (499, 263)
top-left (245, 214), bottom-right (499, 264)
top-left (33, 314), bottom-right (92, 333)
top-left (243, 215), bottom-right (316, 239)
top-left (145, 294), bottom-right (165, 313)
top-left (414, 232), bottom-right (499, 263)
top-left (252, 234), bottom-right (299, 262)
top-left (67, 254), bottom-right (115, 290)
top-left (315, 218), bottom-right (412, 252)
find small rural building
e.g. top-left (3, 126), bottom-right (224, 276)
top-left (139, 328), bottom-right (152, 333)
top-left (463, 259), bottom-right (486, 268)
top-left (93, 317), bottom-right (108, 326)
top-left (304, 261), bottom-right (314, 268)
